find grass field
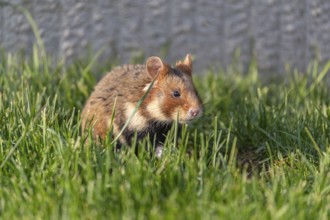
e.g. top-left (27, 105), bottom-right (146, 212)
top-left (0, 48), bottom-right (330, 220)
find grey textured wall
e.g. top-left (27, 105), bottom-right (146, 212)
top-left (1, 0), bottom-right (330, 74)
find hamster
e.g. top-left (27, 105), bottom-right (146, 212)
top-left (81, 54), bottom-right (203, 157)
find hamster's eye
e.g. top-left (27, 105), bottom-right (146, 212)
top-left (173, 90), bottom-right (181, 98)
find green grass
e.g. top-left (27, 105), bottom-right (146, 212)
top-left (0, 48), bottom-right (330, 220)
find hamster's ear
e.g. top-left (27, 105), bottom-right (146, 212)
top-left (176, 54), bottom-right (193, 74)
top-left (183, 54), bottom-right (192, 70)
top-left (146, 56), bottom-right (164, 79)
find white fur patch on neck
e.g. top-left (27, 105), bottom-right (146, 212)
top-left (125, 102), bottom-right (148, 131)
top-left (143, 83), bottom-right (151, 92)
top-left (146, 99), bottom-right (170, 122)
top-left (143, 81), bottom-right (157, 92)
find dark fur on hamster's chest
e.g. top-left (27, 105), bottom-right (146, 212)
top-left (120, 121), bottom-right (177, 145)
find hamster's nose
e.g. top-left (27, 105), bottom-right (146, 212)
top-left (189, 108), bottom-right (200, 117)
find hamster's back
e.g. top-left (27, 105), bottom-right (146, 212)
top-left (81, 64), bottom-right (151, 140)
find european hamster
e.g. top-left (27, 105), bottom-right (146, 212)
top-left (81, 54), bottom-right (202, 156)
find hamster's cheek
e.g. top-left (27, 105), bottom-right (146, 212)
top-left (170, 107), bottom-right (184, 122)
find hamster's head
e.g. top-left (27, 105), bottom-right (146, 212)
top-left (145, 54), bottom-right (203, 124)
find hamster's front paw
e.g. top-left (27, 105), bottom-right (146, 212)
top-left (155, 145), bottom-right (163, 158)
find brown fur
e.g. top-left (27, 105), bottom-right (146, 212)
top-left (81, 54), bottom-right (202, 148)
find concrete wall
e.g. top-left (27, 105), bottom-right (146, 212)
top-left (1, 0), bottom-right (330, 74)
